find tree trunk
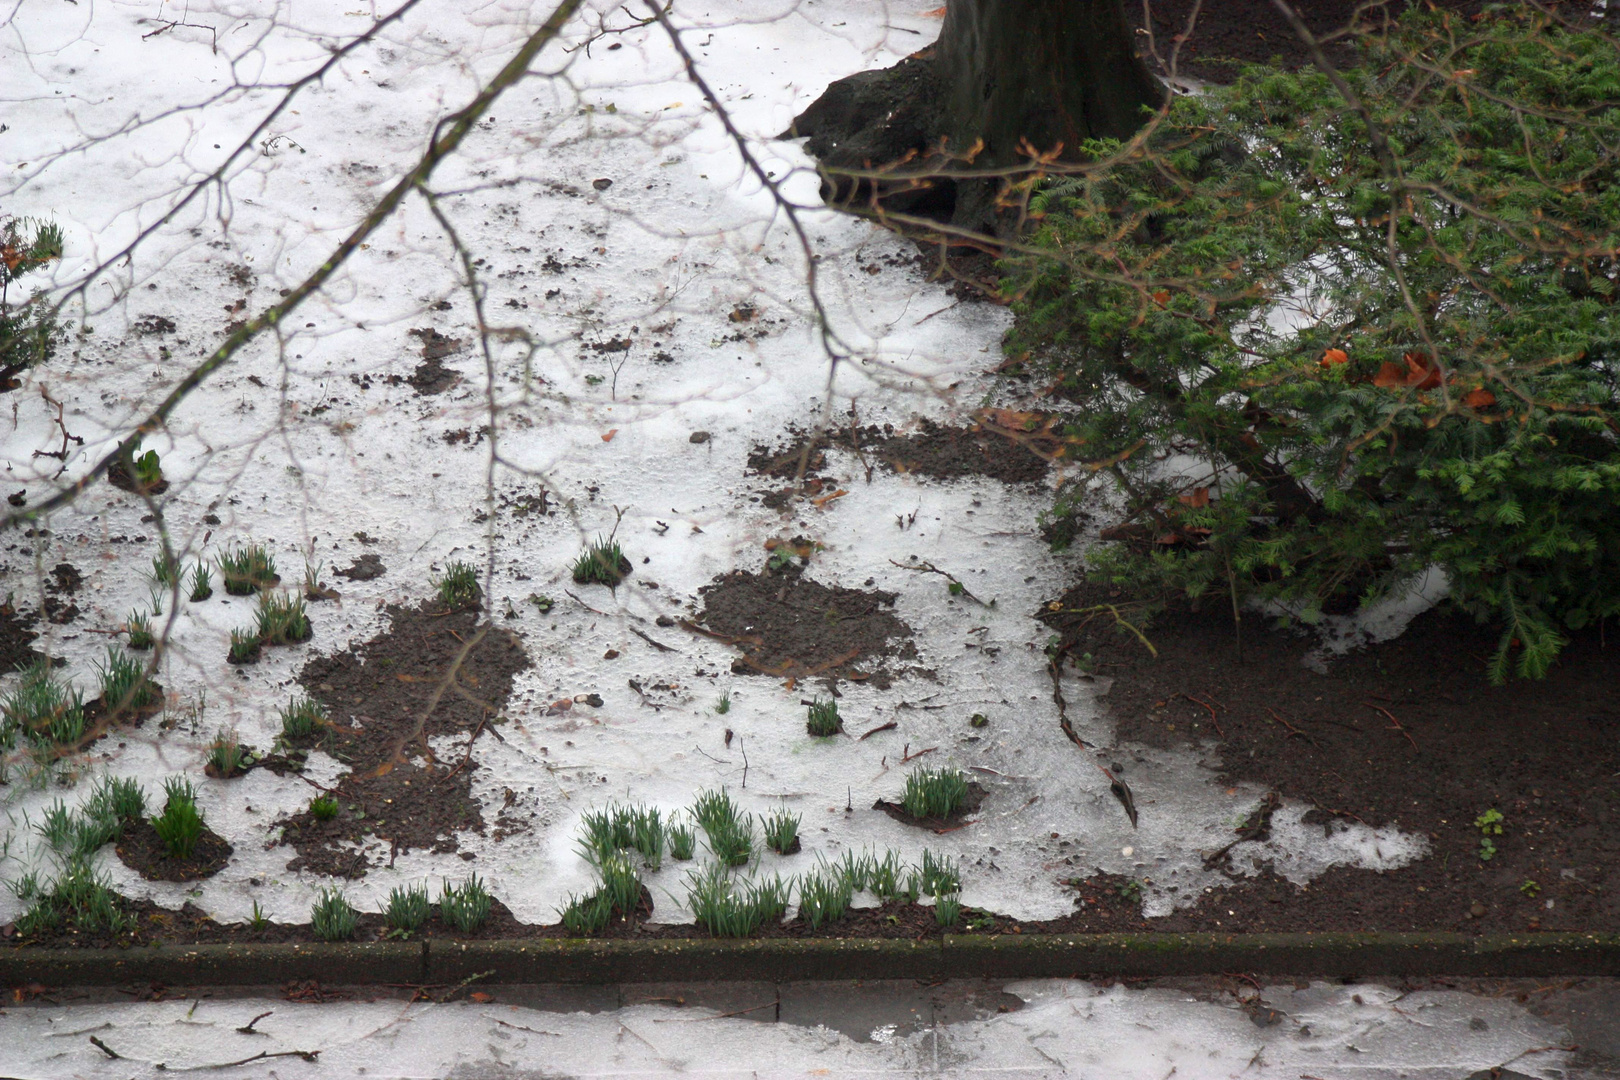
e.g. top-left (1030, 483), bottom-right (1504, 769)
top-left (787, 0), bottom-right (1163, 233)
top-left (937, 0), bottom-right (1161, 160)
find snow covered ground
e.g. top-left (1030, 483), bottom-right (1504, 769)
top-left (0, 0), bottom-right (1428, 928)
top-left (2, 976), bottom-right (1600, 1080)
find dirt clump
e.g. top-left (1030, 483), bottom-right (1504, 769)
top-left (335, 553), bottom-right (386, 581)
top-left (406, 356), bottom-right (458, 394)
top-left (106, 458), bottom-right (169, 495)
top-left (399, 328), bottom-right (462, 393)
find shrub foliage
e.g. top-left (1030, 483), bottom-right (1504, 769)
top-left (0, 216), bottom-right (65, 387)
top-left (1008, 7), bottom-right (1620, 680)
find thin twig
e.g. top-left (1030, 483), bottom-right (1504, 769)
top-left (565, 589), bottom-right (611, 616)
top-left (1265, 706), bottom-right (1319, 747)
top-left (653, 1000), bottom-right (777, 1023)
top-left (493, 1019), bottom-right (563, 1036)
top-left (692, 745), bottom-right (732, 766)
top-left (629, 626), bottom-right (676, 653)
top-left (888, 558), bottom-right (993, 607)
top-left (1050, 655), bottom-right (1094, 749)
top-left (163, 1049), bottom-right (320, 1070)
top-left (442, 715), bottom-right (490, 782)
top-left (1363, 701), bottom-right (1419, 750)
top-left (1178, 693), bottom-right (1225, 738)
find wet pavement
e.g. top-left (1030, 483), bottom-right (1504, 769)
top-left (3, 975), bottom-right (1615, 1078)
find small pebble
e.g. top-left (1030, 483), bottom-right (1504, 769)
top-left (1469, 901), bottom-right (1487, 918)
top-left (592, 178), bottom-right (613, 190)
top-left (689, 431), bottom-right (710, 444)
top-left (1121, 846), bottom-right (1133, 857)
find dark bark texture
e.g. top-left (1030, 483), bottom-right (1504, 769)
top-left (936, 0), bottom-right (1161, 164)
top-left (786, 0), bottom-right (1163, 233)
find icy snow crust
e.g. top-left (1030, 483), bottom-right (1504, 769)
top-left (0, 980), bottom-right (1574, 1079)
top-left (0, 0), bottom-right (1424, 928)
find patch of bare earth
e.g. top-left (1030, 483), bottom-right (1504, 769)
top-left (693, 563), bottom-right (917, 688)
top-left (276, 600), bottom-right (529, 878)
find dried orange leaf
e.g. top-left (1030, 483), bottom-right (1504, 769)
top-left (1371, 361), bottom-right (1409, 388)
top-left (1404, 351), bottom-right (1442, 390)
top-left (1320, 348), bottom-right (1349, 367)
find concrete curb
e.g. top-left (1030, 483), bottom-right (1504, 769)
top-left (0, 941), bottom-right (426, 988)
top-left (5, 933), bottom-right (1617, 987)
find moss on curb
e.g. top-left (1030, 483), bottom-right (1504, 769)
top-left (939, 932), bottom-right (1620, 978)
top-left (429, 936), bottom-right (945, 984)
top-left (3, 933), bottom-right (1617, 988)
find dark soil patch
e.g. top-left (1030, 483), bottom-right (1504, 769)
top-left (0, 601), bottom-right (44, 671)
top-left (873, 781), bottom-right (988, 831)
top-left (408, 326), bottom-right (463, 360)
top-left (335, 553), bottom-right (386, 581)
top-left (114, 820), bottom-right (234, 883)
top-left (1041, 580), bottom-right (1620, 935)
top-left (132, 314), bottom-right (177, 336)
top-left (281, 601), bottom-right (529, 878)
top-left (48, 563), bottom-right (83, 594)
top-left (403, 328), bottom-right (462, 394)
top-left (694, 564), bottom-right (916, 686)
top-left (43, 563), bottom-right (81, 625)
top-left (748, 419), bottom-right (1048, 501)
top-left (868, 419), bottom-right (1048, 485)
top-left (747, 432), bottom-right (830, 481)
